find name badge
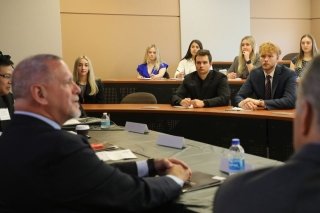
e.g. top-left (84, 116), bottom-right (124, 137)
top-left (0, 108), bottom-right (10, 121)
top-left (125, 121), bottom-right (149, 134)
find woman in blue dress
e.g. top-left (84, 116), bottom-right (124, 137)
top-left (137, 44), bottom-right (169, 79)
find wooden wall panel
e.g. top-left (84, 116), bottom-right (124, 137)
top-left (60, 0), bottom-right (180, 79)
top-left (251, 0), bottom-right (310, 18)
top-left (311, 0), bottom-right (320, 45)
top-left (60, 0), bottom-right (179, 16)
top-left (61, 13), bottom-right (180, 79)
top-left (251, 19), bottom-right (311, 57)
top-left (251, 0), bottom-right (312, 57)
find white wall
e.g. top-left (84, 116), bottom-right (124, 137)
top-left (0, 0), bottom-right (62, 64)
top-left (180, 0), bottom-right (251, 61)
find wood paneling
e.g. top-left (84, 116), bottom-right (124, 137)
top-left (251, 0), bottom-right (310, 18)
top-left (60, 0), bottom-right (179, 16)
top-left (60, 0), bottom-right (180, 79)
top-left (251, 0), bottom-right (312, 56)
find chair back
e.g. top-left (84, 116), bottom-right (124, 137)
top-left (120, 92), bottom-right (157, 104)
top-left (282, 53), bottom-right (299, 60)
top-left (163, 71), bottom-right (170, 79)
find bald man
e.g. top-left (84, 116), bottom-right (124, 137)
top-left (0, 54), bottom-right (191, 212)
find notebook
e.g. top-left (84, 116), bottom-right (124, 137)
top-left (63, 117), bottom-right (102, 126)
top-left (182, 171), bottom-right (223, 193)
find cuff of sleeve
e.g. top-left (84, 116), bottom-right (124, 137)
top-left (166, 175), bottom-right (184, 187)
top-left (136, 160), bottom-right (149, 177)
top-left (147, 159), bottom-right (157, 176)
top-left (203, 100), bottom-right (209, 107)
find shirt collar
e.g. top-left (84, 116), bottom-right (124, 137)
top-left (263, 66), bottom-right (276, 78)
top-left (14, 111), bottom-right (61, 130)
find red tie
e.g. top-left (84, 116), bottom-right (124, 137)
top-left (265, 75), bottom-right (272, 100)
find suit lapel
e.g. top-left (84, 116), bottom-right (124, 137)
top-left (272, 65), bottom-right (281, 98)
top-left (257, 69), bottom-right (265, 98)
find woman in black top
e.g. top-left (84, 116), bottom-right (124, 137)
top-left (73, 56), bottom-right (105, 104)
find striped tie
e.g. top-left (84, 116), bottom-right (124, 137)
top-left (265, 75), bottom-right (272, 100)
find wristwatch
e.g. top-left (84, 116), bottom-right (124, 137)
top-left (246, 60), bottom-right (251, 64)
top-left (259, 99), bottom-right (266, 108)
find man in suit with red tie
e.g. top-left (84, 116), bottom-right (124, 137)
top-left (214, 54), bottom-right (320, 213)
top-left (234, 41), bottom-right (296, 110)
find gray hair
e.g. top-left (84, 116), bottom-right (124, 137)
top-left (298, 54), bottom-right (320, 125)
top-left (12, 54), bottom-right (61, 99)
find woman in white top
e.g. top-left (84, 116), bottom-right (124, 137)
top-left (174, 40), bottom-right (203, 78)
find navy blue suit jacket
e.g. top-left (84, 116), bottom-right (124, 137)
top-left (0, 114), bottom-right (181, 212)
top-left (234, 65), bottom-right (296, 109)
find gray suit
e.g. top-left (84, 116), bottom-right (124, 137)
top-left (234, 64), bottom-right (296, 109)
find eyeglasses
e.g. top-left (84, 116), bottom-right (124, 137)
top-left (0, 73), bottom-right (12, 79)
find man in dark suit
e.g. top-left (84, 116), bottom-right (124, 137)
top-left (214, 55), bottom-right (320, 213)
top-left (0, 51), bottom-right (14, 133)
top-left (0, 54), bottom-right (191, 212)
top-left (171, 49), bottom-right (230, 108)
top-left (234, 41), bottom-right (296, 110)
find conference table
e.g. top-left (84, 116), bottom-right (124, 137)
top-left (102, 78), bottom-right (245, 105)
top-left (88, 128), bottom-right (283, 212)
top-left (83, 104), bottom-right (295, 161)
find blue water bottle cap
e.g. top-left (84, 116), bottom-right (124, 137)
top-left (231, 138), bottom-right (240, 145)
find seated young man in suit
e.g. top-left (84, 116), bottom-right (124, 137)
top-left (0, 54), bottom-right (191, 212)
top-left (214, 55), bottom-right (320, 213)
top-left (171, 49), bottom-right (230, 108)
top-left (234, 41), bottom-right (296, 110)
top-left (0, 51), bottom-right (14, 133)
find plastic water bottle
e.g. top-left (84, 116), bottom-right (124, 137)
top-left (228, 138), bottom-right (245, 175)
top-left (100, 112), bottom-right (110, 129)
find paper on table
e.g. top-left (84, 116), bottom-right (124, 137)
top-left (96, 149), bottom-right (137, 161)
top-left (63, 118), bottom-right (81, 126)
top-left (173, 105), bottom-right (194, 109)
top-left (141, 106), bottom-right (159, 109)
top-left (182, 171), bottom-right (223, 193)
top-left (0, 108), bottom-right (11, 121)
top-left (225, 107), bottom-right (244, 111)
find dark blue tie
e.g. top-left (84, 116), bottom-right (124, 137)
top-left (265, 75), bottom-right (272, 100)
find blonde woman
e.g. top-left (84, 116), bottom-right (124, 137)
top-left (73, 56), bottom-right (105, 103)
top-left (290, 34), bottom-right (318, 77)
top-left (227, 36), bottom-right (260, 79)
top-left (137, 44), bottom-right (169, 79)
